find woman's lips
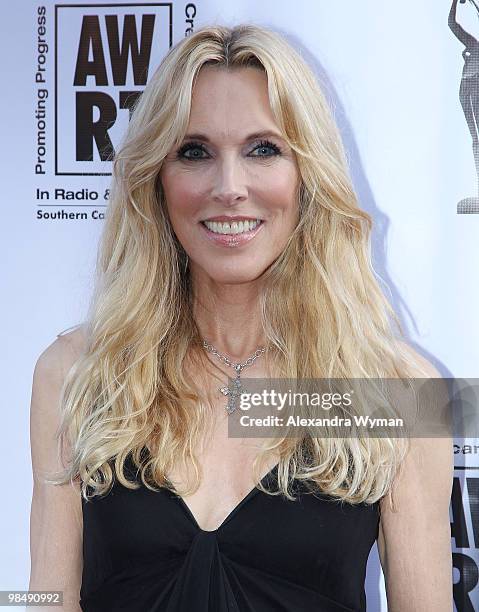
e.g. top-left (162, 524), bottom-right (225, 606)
top-left (199, 220), bottom-right (265, 247)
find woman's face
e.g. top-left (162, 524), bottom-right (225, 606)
top-left (159, 65), bottom-right (300, 285)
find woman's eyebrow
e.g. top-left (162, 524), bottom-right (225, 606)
top-left (182, 130), bottom-right (285, 143)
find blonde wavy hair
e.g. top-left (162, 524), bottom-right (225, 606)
top-left (49, 23), bottom-right (427, 509)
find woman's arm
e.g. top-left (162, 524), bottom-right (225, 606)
top-left (449, 0), bottom-right (477, 48)
top-left (29, 330), bottom-right (85, 611)
top-left (377, 347), bottom-right (453, 611)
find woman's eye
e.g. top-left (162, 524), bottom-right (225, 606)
top-left (177, 144), bottom-right (207, 160)
top-left (250, 141), bottom-right (282, 157)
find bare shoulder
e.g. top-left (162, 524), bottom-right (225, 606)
top-left (395, 339), bottom-right (442, 378)
top-left (31, 323), bottom-right (89, 479)
top-left (53, 322), bottom-right (89, 362)
top-left (57, 322), bottom-right (88, 348)
top-left (35, 323), bottom-right (88, 381)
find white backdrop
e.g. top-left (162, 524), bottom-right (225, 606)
top-left (1, 1), bottom-right (477, 609)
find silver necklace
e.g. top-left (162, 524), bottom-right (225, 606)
top-left (202, 339), bottom-right (267, 414)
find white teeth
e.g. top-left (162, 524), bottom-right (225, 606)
top-left (203, 219), bottom-right (261, 235)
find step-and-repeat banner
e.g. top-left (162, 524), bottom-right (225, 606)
top-left (2, 1), bottom-right (478, 609)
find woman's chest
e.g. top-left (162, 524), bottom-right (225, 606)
top-left (167, 360), bottom-right (280, 530)
top-left (165, 407), bottom-right (280, 531)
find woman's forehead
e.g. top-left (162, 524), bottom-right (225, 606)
top-left (186, 69), bottom-right (278, 139)
top-left (191, 66), bottom-right (268, 105)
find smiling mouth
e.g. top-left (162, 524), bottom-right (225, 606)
top-left (200, 219), bottom-right (264, 235)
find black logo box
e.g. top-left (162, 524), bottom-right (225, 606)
top-left (54, 3), bottom-right (173, 176)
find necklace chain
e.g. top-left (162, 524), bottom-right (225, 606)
top-left (202, 340), bottom-right (266, 371)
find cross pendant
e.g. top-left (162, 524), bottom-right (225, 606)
top-left (219, 368), bottom-right (247, 415)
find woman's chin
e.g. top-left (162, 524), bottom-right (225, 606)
top-left (195, 263), bottom-right (268, 285)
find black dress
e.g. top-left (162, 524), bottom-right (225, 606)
top-left (79, 454), bottom-right (380, 611)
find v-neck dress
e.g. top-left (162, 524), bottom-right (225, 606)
top-left (79, 453), bottom-right (380, 611)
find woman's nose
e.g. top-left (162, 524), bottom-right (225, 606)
top-left (210, 154), bottom-right (248, 203)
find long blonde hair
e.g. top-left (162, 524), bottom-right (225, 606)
top-left (50, 23), bottom-right (425, 508)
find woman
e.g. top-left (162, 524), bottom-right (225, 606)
top-left (29, 24), bottom-right (453, 611)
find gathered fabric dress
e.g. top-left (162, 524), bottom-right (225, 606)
top-left (79, 452), bottom-right (380, 611)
